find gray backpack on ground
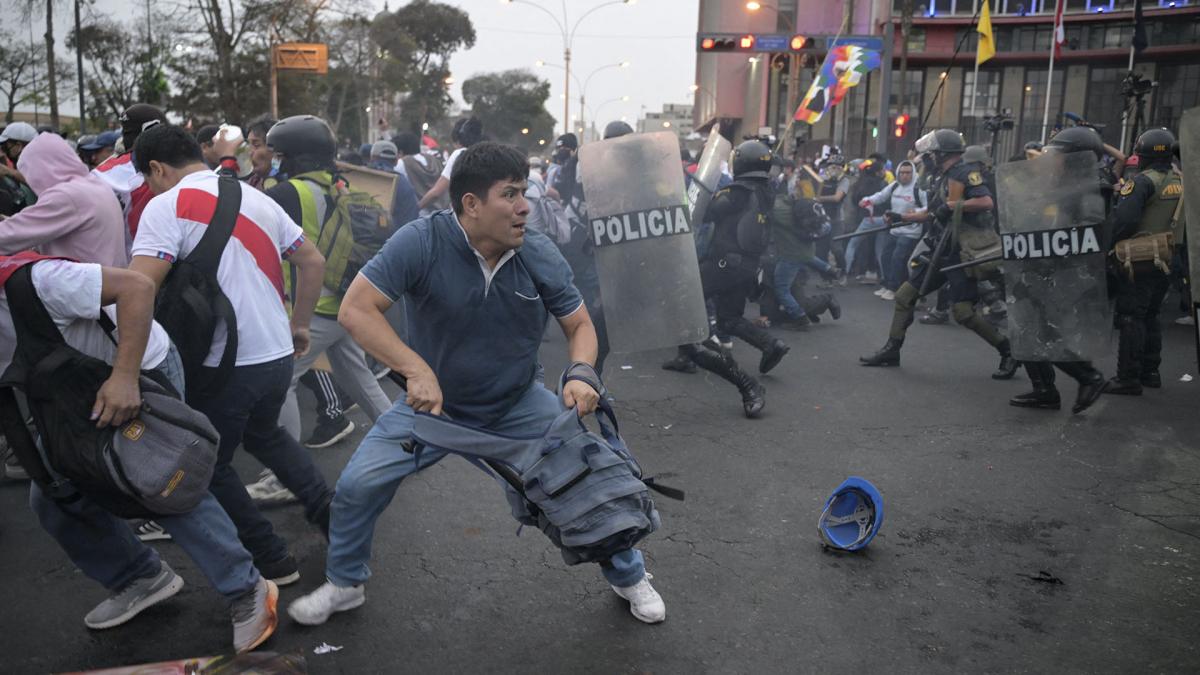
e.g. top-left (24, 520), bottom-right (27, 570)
top-left (411, 395), bottom-right (675, 565)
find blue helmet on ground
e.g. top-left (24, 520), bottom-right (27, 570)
top-left (818, 476), bottom-right (883, 551)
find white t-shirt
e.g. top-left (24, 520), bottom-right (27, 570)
top-left (441, 147), bottom-right (465, 181)
top-left (0, 260), bottom-right (170, 373)
top-left (132, 171), bottom-right (305, 367)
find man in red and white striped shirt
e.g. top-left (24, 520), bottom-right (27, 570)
top-left (92, 104), bottom-right (167, 247)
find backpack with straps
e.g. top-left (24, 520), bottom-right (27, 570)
top-left (288, 171), bottom-right (399, 297)
top-left (154, 175), bottom-right (240, 401)
top-left (0, 260), bottom-right (219, 519)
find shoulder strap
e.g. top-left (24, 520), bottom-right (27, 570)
top-left (4, 265), bottom-right (66, 366)
top-left (186, 176), bottom-right (242, 277)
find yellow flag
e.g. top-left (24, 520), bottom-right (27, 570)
top-left (976, 1), bottom-right (996, 66)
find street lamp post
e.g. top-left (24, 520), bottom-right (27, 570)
top-left (503, 0), bottom-right (635, 136)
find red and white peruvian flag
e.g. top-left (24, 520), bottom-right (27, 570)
top-left (1052, 0), bottom-right (1066, 58)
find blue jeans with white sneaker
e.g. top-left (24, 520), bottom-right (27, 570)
top-left (29, 346), bottom-right (260, 601)
top-left (325, 380), bottom-right (646, 589)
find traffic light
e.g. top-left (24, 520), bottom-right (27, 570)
top-left (789, 34), bottom-right (809, 51)
top-left (698, 35), bottom-right (738, 52)
top-left (739, 34), bottom-right (756, 49)
top-left (893, 113), bottom-right (910, 139)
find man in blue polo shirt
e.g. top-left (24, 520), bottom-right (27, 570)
top-left (288, 142), bottom-right (666, 625)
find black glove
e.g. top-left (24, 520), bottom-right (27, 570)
top-left (935, 203), bottom-right (953, 223)
top-left (884, 211), bottom-right (904, 224)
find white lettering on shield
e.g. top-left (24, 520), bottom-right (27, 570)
top-left (1001, 224), bottom-right (1101, 261)
top-left (591, 206), bottom-right (691, 247)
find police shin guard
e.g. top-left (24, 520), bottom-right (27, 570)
top-left (726, 318), bottom-right (790, 375)
top-left (950, 302), bottom-right (1016, 379)
top-left (888, 283), bottom-right (920, 340)
top-left (688, 347), bottom-right (766, 418)
top-left (1056, 361), bottom-right (1107, 414)
top-left (1107, 316), bottom-right (1145, 396)
top-left (1010, 362), bottom-right (1061, 410)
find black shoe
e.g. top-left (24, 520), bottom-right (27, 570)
top-left (808, 313), bottom-right (821, 324)
top-left (1140, 371), bottom-right (1162, 389)
top-left (257, 554), bottom-right (299, 586)
top-left (860, 338), bottom-right (902, 367)
top-left (992, 354), bottom-right (1019, 380)
top-left (661, 354), bottom-right (697, 374)
top-left (758, 339), bottom-right (790, 374)
top-left (827, 295), bottom-right (842, 320)
top-left (1072, 373), bottom-right (1107, 414)
top-left (919, 310), bottom-right (949, 325)
top-left (304, 415), bottom-right (356, 449)
top-left (1009, 388), bottom-right (1061, 410)
top-left (1105, 377), bottom-right (1143, 396)
top-left (740, 380), bottom-right (766, 418)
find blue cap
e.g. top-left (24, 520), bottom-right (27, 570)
top-left (818, 476), bottom-right (884, 551)
top-left (80, 130), bottom-right (119, 151)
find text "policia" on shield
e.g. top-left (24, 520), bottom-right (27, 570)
top-left (591, 206), bottom-right (692, 248)
top-left (1002, 224), bottom-right (1102, 261)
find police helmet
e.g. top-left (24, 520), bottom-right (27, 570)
top-left (1046, 126), bottom-right (1106, 159)
top-left (266, 115), bottom-right (337, 161)
top-left (731, 140), bottom-right (773, 179)
top-left (1134, 127), bottom-right (1176, 163)
top-left (603, 120), bottom-right (634, 139)
top-left (818, 476), bottom-right (884, 551)
top-left (914, 128), bottom-right (965, 156)
top-left (962, 145), bottom-right (990, 165)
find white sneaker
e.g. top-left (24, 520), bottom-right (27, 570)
top-left (246, 469), bottom-right (297, 505)
top-left (611, 574), bottom-right (665, 624)
top-left (880, 290), bottom-right (895, 301)
top-left (873, 288), bottom-right (886, 297)
top-left (1175, 315), bottom-right (1195, 326)
top-left (287, 581), bottom-right (365, 626)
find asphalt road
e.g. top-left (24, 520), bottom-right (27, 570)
top-left (1, 285), bottom-right (1198, 674)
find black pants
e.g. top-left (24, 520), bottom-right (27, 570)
top-left (1113, 265), bottom-right (1171, 380)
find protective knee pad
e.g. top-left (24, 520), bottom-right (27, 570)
top-left (894, 283), bottom-right (919, 312)
top-left (950, 302), bottom-right (976, 325)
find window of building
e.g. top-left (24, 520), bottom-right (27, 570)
top-left (1019, 68), bottom-right (1066, 144)
top-left (1153, 63), bottom-right (1200, 133)
top-left (961, 69), bottom-right (1002, 143)
top-left (1085, 67), bottom-right (1127, 145)
top-left (891, 69), bottom-right (926, 115)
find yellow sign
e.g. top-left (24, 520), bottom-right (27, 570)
top-left (273, 43), bottom-right (329, 74)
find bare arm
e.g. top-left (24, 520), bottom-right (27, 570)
top-left (339, 274), bottom-right (442, 414)
top-left (557, 304), bottom-right (600, 416)
top-left (285, 240), bottom-right (325, 355)
top-left (943, 179), bottom-right (994, 213)
top-left (417, 176), bottom-right (450, 210)
top-left (92, 267), bottom-right (156, 428)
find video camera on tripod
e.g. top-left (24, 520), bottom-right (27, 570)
top-left (1121, 72), bottom-right (1156, 99)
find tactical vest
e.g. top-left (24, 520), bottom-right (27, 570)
top-left (1135, 168), bottom-right (1182, 237)
top-left (939, 161), bottom-right (995, 232)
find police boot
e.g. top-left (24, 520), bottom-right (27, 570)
top-left (727, 318), bottom-right (790, 374)
top-left (1057, 361), bottom-right (1107, 414)
top-left (1009, 362), bottom-right (1060, 410)
top-left (689, 349), bottom-right (766, 418)
top-left (992, 340), bottom-right (1019, 381)
top-left (1141, 370), bottom-right (1162, 389)
top-left (860, 338), bottom-right (902, 367)
top-left (1107, 316), bottom-right (1145, 396)
top-left (661, 347), bottom-right (697, 374)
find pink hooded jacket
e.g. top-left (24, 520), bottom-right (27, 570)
top-left (0, 132), bottom-right (128, 266)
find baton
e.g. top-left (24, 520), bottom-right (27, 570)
top-left (917, 225), bottom-right (954, 298)
top-left (939, 253), bottom-right (1003, 274)
top-left (832, 217), bottom-right (909, 242)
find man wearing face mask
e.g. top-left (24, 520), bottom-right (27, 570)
top-left (859, 129), bottom-right (1019, 379)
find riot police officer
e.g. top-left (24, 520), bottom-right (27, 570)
top-left (1009, 126), bottom-right (1110, 413)
top-left (1106, 127), bottom-right (1183, 395)
top-left (661, 140), bottom-right (790, 418)
top-left (860, 128), bottom-right (1018, 379)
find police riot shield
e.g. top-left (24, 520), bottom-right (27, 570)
top-left (1179, 107), bottom-right (1200, 367)
top-left (578, 131), bottom-right (709, 353)
top-left (996, 150), bottom-right (1111, 361)
top-left (687, 125), bottom-right (731, 226)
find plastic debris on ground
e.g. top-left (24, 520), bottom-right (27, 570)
top-left (313, 643), bottom-right (344, 655)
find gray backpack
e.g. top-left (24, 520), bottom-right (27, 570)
top-left (412, 397), bottom-right (676, 565)
top-left (2, 262), bottom-right (219, 519)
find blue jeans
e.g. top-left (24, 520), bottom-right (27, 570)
top-left (29, 347), bottom-right (259, 601)
top-left (844, 217), bottom-right (885, 276)
top-left (773, 257), bottom-right (809, 319)
top-left (881, 235), bottom-right (920, 291)
top-left (325, 381), bottom-right (646, 589)
top-left (190, 356), bottom-right (334, 567)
